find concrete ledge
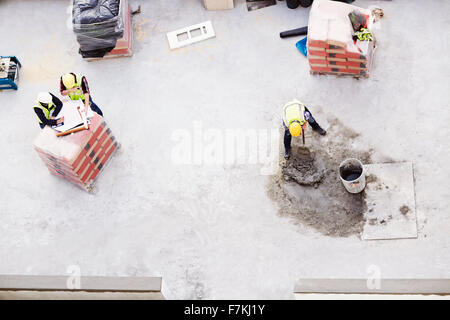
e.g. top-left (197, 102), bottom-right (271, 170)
top-left (294, 279), bottom-right (450, 295)
top-left (0, 275), bottom-right (164, 300)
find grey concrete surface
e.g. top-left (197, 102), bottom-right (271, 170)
top-left (0, 0), bottom-right (449, 299)
top-left (294, 278), bottom-right (450, 294)
top-left (362, 162), bottom-right (417, 240)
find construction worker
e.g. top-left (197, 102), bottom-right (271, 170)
top-left (282, 99), bottom-right (326, 160)
top-left (33, 92), bottom-right (64, 129)
top-left (60, 73), bottom-right (103, 116)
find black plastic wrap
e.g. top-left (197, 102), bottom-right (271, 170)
top-left (72, 0), bottom-right (125, 58)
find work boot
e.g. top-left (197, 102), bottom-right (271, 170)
top-left (313, 126), bottom-right (327, 136)
top-left (284, 148), bottom-right (291, 160)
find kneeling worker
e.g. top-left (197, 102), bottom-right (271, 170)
top-left (282, 99), bottom-right (326, 160)
top-left (33, 92), bottom-right (64, 129)
top-left (60, 73), bottom-right (103, 116)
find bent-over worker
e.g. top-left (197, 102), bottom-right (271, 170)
top-left (282, 99), bottom-right (326, 160)
top-left (33, 92), bottom-right (64, 129)
top-left (60, 73), bottom-right (103, 116)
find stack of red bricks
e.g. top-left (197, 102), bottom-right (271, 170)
top-left (307, 0), bottom-right (375, 78)
top-left (34, 114), bottom-right (119, 192)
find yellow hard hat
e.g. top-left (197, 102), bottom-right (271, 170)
top-left (62, 73), bottom-right (76, 89)
top-left (289, 121), bottom-right (302, 137)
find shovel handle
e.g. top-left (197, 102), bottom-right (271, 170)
top-left (302, 127), bottom-right (305, 145)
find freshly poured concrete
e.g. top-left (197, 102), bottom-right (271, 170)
top-left (0, 0), bottom-right (449, 299)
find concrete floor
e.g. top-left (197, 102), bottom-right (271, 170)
top-left (0, 0), bottom-right (449, 299)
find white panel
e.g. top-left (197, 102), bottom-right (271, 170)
top-left (362, 162), bottom-right (418, 240)
top-left (167, 21), bottom-right (215, 50)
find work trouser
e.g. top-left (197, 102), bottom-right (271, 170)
top-left (88, 96), bottom-right (103, 117)
top-left (283, 107), bottom-right (320, 151)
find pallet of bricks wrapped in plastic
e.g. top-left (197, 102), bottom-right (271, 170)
top-left (307, 0), bottom-right (376, 78)
top-left (72, 0), bottom-right (133, 60)
top-left (33, 114), bottom-right (119, 192)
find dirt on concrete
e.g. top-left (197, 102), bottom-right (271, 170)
top-left (282, 147), bottom-right (325, 186)
top-left (268, 117), bottom-right (380, 237)
top-left (400, 205), bottom-right (410, 215)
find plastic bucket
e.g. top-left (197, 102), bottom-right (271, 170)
top-left (339, 158), bottom-right (366, 194)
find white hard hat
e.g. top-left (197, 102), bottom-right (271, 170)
top-left (37, 92), bottom-right (52, 104)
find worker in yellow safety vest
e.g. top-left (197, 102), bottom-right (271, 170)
top-left (33, 92), bottom-right (64, 129)
top-left (282, 99), bottom-right (326, 160)
top-left (60, 73), bottom-right (103, 116)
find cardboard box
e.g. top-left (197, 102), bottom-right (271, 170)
top-left (203, 0), bottom-right (234, 10)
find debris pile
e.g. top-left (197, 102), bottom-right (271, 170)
top-left (307, 0), bottom-right (376, 77)
top-left (33, 114), bottom-right (119, 192)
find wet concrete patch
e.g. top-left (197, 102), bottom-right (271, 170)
top-left (282, 147), bottom-right (325, 186)
top-left (267, 118), bottom-right (381, 237)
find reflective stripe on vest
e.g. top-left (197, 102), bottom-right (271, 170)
top-left (68, 74), bottom-right (85, 101)
top-left (283, 101), bottom-right (306, 128)
top-left (34, 101), bottom-right (55, 124)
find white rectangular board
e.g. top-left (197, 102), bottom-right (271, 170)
top-left (167, 21), bottom-right (215, 49)
top-left (53, 100), bottom-right (94, 133)
top-left (362, 162), bottom-right (418, 240)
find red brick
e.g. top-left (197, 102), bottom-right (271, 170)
top-left (307, 40), bottom-right (328, 48)
top-left (327, 60), bottom-right (367, 68)
top-left (310, 66), bottom-right (333, 72)
top-left (310, 63), bottom-right (328, 68)
top-left (308, 46), bottom-right (325, 52)
top-left (103, 142), bottom-right (117, 162)
top-left (309, 50), bottom-right (327, 57)
top-left (326, 39), bottom-right (346, 48)
top-left (308, 59), bottom-right (327, 65)
top-left (81, 162), bottom-right (97, 183)
top-left (346, 51), bottom-right (366, 59)
top-left (326, 57), bottom-right (346, 62)
top-left (347, 57), bottom-right (367, 63)
top-left (88, 142), bottom-right (117, 183)
top-left (96, 127), bottom-right (111, 147)
top-left (308, 55), bottom-right (326, 60)
top-left (326, 63), bottom-right (347, 69)
top-left (327, 52), bottom-right (348, 59)
top-left (326, 48), bottom-right (346, 54)
top-left (71, 146), bottom-right (89, 169)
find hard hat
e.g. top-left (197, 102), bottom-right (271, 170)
top-left (37, 92), bottom-right (52, 104)
top-left (289, 121), bottom-right (302, 137)
top-left (62, 73), bottom-right (76, 89)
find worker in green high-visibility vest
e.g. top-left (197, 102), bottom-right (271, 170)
top-left (282, 99), bottom-right (326, 160)
top-left (33, 92), bottom-right (64, 129)
top-left (60, 73), bottom-right (103, 116)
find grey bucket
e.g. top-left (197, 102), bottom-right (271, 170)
top-left (339, 158), bottom-right (366, 194)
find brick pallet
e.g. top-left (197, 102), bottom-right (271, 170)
top-left (33, 114), bottom-right (119, 192)
top-left (307, 0), bottom-right (376, 78)
top-left (86, 0), bottom-right (133, 61)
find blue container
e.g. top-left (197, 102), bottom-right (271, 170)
top-left (295, 37), bottom-right (308, 57)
